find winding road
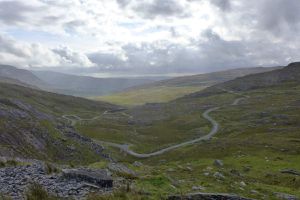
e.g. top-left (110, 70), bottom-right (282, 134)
top-left (62, 89), bottom-right (249, 158)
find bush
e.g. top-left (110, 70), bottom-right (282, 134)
top-left (87, 186), bottom-right (148, 200)
top-left (6, 160), bottom-right (17, 166)
top-left (45, 162), bottom-right (60, 174)
top-left (0, 194), bottom-right (12, 200)
top-left (0, 162), bottom-right (5, 168)
top-left (26, 183), bottom-right (58, 200)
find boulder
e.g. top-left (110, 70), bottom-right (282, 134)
top-left (167, 192), bottom-right (254, 200)
top-left (62, 168), bottom-right (113, 188)
top-left (280, 169), bottom-right (300, 176)
top-left (214, 160), bottom-right (224, 167)
top-left (275, 192), bottom-right (299, 200)
top-left (213, 172), bottom-right (225, 180)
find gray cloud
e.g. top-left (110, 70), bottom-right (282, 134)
top-left (0, 1), bottom-right (39, 25)
top-left (133, 0), bottom-right (188, 19)
top-left (258, 0), bottom-right (300, 35)
top-left (52, 46), bottom-right (94, 67)
top-left (0, 34), bottom-right (29, 57)
top-left (88, 52), bottom-right (125, 69)
top-left (63, 20), bottom-right (86, 33)
top-left (0, 33), bottom-right (93, 68)
top-left (116, 0), bottom-right (132, 8)
top-left (210, 0), bottom-right (231, 12)
top-left (84, 28), bottom-right (299, 74)
top-left (0, 0), bottom-right (300, 75)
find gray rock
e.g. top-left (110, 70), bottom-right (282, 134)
top-left (62, 168), bottom-right (113, 188)
top-left (275, 192), bottom-right (299, 200)
top-left (167, 192), bottom-right (254, 200)
top-left (240, 181), bottom-right (246, 187)
top-left (0, 161), bottom-right (113, 199)
top-left (192, 186), bottom-right (205, 191)
top-left (108, 162), bottom-right (136, 177)
top-left (133, 161), bottom-right (142, 167)
top-left (213, 172), bottom-right (225, 180)
top-left (280, 169), bottom-right (300, 176)
top-left (214, 160), bottom-right (224, 167)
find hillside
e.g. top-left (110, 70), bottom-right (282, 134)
top-left (95, 66), bottom-right (281, 106)
top-left (0, 82), bottom-right (119, 164)
top-left (0, 62), bottom-right (299, 199)
top-left (144, 66), bottom-right (281, 88)
top-left (0, 76), bottom-right (38, 89)
top-left (33, 70), bottom-right (164, 97)
top-left (0, 65), bottom-right (46, 87)
top-left (75, 62), bottom-right (300, 199)
top-left (187, 62), bottom-right (300, 98)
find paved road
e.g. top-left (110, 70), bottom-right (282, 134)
top-left (62, 89), bottom-right (249, 158)
top-left (95, 107), bottom-right (220, 158)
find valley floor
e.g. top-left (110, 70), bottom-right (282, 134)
top-left (73, 82), bottom-right (300, 199)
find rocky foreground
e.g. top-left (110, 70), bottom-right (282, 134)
top-left (0, 160), bottom-right (113, 199)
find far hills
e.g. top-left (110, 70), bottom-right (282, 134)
top-left (32, 70), bottom-right (163, 96)
top-left (0, 65), bottom-right (163, 97)
top-left (95, 66), bottom-right (281, 106)
top-left (187, 62), bottom-right (300, 98)
top-left (0, 64), bottom-right (281, 102)
top-left (0, 65), bottom-right (46, 88)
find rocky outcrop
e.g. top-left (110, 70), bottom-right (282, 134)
top-left (167, 192), bottom-right (253, 200)
top-left (62, 168), bottom-right (113, 188)
top-left (0, 161), bottom-right (113, 200)
top-left (280, 169), bottom-right (300, 176)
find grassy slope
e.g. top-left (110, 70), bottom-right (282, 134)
top-left (0, 82), bottom-right (116, 117)
top-left (100, 82), bottom-right (299, 199)
top-left (0, 82), bottom-right (118, 164)
top-left (93, 86), bottom-right (205, 106)
top-left (78, 77), bottom-right (300, 199)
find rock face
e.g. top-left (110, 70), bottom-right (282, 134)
top-left (0, 161), bottom-right (113, 200)
top-left (167, 192), bottom-right (253, 200)
top-left (62, 169), bottom-right (113, 188)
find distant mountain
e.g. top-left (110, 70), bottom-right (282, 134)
top-left (0, 65), bottom-right (46, 87)
top-left (218, 62), bottom-right (300, 91)
top-left (32, 70), bottom-right (164, 97)
top-left (134, 66), bottom-right (282, 89)
top-left (187, 62), bottom-right (300, 98)
top-left (0, 76), bottom-right (38, 89)
top-left (94, 66), bottom-right (282, 106)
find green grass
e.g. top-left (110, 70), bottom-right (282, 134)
top-left (82, 81), bottom-right (300, 199)
top-left (93, 86), bottom-right (205, 106)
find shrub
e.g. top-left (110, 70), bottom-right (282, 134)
top-left (45, 162), bottom-right (60, 174)
top-left (26, 183), bottom-right (58, 200)
top-left (0, 162), bottom-right (5, 168)
top-left (6, 160), bottom-right (17, 166)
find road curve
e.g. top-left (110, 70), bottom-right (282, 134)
top-left (62, 89), bottom-right (248, 158)
top-left (95, 107), bottom-right (220, 158)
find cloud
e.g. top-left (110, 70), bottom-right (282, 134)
top-left (116, 0), bottom-right (132, 8)
top-left (0, 0), bottom-right (300, 75)
top-left (210, 0), bottom-right (231, 12)
top-left (0, 1), bottom-right (40, 25)
top-left (52, 46), bottom-right (95, 67)
top-left (0, 34), bottom-right (94, 68)
top-left (257, 0), bottom-right (300, 35)
top-left (133, 0), bottom-right (188, 19)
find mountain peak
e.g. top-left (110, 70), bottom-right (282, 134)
top-left (287, 62), bottom-right (300, 69)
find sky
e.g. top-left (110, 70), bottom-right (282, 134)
top-left (0, 0), bottom-right (300, 77)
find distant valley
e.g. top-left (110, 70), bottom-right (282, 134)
top-left (0, 63), bottom-right (299, 199)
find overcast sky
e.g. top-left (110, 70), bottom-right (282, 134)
top-left (0, 0), bottom-right (299, 76)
